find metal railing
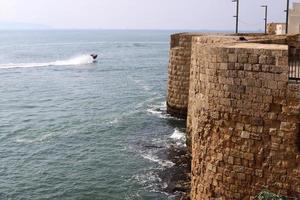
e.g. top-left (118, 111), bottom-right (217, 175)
top-left (289, 46), bottom-right (300, 82)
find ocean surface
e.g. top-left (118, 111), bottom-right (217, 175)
top-left (0, 30), bottom-right (186, 200)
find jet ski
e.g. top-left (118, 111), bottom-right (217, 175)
top-left (90, 54), bottom-right (98, 61)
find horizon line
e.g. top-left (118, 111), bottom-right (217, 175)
top-left (0, 28), bottom-right (264, 32)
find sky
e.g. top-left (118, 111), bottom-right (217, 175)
top-left (0, 0), bottom-right (299, 31)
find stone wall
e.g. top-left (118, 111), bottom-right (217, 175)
top-left (167, 34), bottom-right (194, 118)
top-left (167, 34), bottom-right (239, 119)
top-left (188, 42), bottom-right (300, 199)
top-left (166, 33), bottom-right (300, 199)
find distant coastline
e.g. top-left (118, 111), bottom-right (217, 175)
top-left (0, 26), bottom-right (264, 33)
top-left (0, 22), bottom-right (52, 30)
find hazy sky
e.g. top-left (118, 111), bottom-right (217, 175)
top-left (0, 0), bottom-right (299, 31)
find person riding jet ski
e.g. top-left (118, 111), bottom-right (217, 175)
top-left (90, 54), bottom-right (98, 60)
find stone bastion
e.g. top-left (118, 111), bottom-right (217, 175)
top-left (167, 33), bottom-right (300, 199)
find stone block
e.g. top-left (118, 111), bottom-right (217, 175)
top-left (235, 63), bottom-right (244, 70)
top-left (249, 55), bottom-right (259, 64)
top-left (241, 131), bottom-right (250, 139)
top-left (252, 64), bottom-right (262, 72)
top-left (244, 64), bottom-right (252, 71)
top-left (220, 63), bottom-right (228, 70)
top-left (255, 169), bottom-right (263, 177)
top-left (236, 123), bottom-right (244, 131)
top-left (280, 122), bottom-right (297, 132)
top-left (276, 57), bottom-right (288, 66)
top-left (262, 65), bottom-right (270, 72)
top-left (207, 163), bottom-right (217, 172)
top-left (233, 165), bottom-right (245, 173)
top-left (238, 54), bottom-right (248, 64)
top-left (268, 112), bottom-right (278, 120)
top-left (259, 55), bottom-right (268, 64)
top-left (268, 80), bottom-right (277, 90)
top-left (267, 56), bottom-right (276, 65)
top-left (237, 173), bottom-right (246, 180)
top-left (250, 133), bottom-right (261, 140)
top-left (244, 153), bottom-right (254, 161)
top-left (229, 54), bottom-right (238, 63)
top-left (269, 128), bottom-right (277, 136)
top-left (228, 156), bottom-right (234, 165)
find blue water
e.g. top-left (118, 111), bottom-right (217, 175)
top-left (0, 30), bottom-right (186, 200)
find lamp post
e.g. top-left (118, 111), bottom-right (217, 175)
top-left (285, 0), bottom-right (290, 34)
top-left (232, 0), bottom-right (239, 34)
top-left (261, 5), bottom-right (268, 34)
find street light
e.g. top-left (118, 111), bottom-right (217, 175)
top-left (285, 0), bottom-right (290, 34)
top-left (261, 5), bottom-right (268, 34)
top-left (232, 0), bottom-right (239, 34)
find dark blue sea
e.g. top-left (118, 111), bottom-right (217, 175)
top-left (0, 30), bottom-right (186, 200)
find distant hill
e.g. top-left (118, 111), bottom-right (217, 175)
top-left (0, 22), bottom-right (51, 30)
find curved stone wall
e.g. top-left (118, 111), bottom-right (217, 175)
top-left (167, 34), bottom-right (239, 119)
top-left (167, 46), bottom-right (190, 118)
top-left (167, 34), bottom-right (195, 119)
top-left (188, 43), bottom-right (300, 199)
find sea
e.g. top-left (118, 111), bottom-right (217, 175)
top-left (0, 30), bottom-right (187, 200)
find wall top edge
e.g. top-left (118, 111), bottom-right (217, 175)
top-left (171, 32), bottom-right (289, 39)
top-left (222, 42), bottom-right (288, 51)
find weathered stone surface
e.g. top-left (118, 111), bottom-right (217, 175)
top-left (167, 35), bottom-right (193, 119)
top-left (167, 33), bottom-right (300, 200)
top-left (167, 34), bottom-right (246, 120)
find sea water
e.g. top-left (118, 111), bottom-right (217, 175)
top-left (0, 30), bottom-right (186, 200)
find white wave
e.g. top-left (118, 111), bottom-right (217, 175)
top-left (135, 96), bottom-right (160, 109)
top-left (106, 109), bottom-right (142, 126)
top-left (15, 132), bottom-right (53, 144)
top-left (169, 128), bottom-right (187, 147)
top-left (0, 55), bottom-right (94, 69)
top-left (147, 102), bottom-right (179, 120)
top-left (146, 108), bottom-right (164, 116)
top-left (142, 153), bottom-right (175, 168)
top-left (170, 128), bottom-right (185, 140)
top-left (128, 171), bottom-right (163, 198)
top-left (108, 118), bottom-right (119, 125)
top-left (132, 171), bottom-right (162, 185)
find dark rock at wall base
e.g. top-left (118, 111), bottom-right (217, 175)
top-left (257, 191), bottom-right (299, 200)
top-left (158, 145), bottom-right (191, 200)
top-left (166, 102), bottom-right (187, 120)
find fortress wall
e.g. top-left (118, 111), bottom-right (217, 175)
top-left (167, 34), bottom-right (239, 119)
top-left (167, 47), bottom-right (190, 118)
top-left (167, 34), bottom-right (194, 118)
top-left (188, 42), bottom-right (300, 199)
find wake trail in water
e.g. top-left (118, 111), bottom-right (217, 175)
top-left (0, 55), bottom-right (94, 69)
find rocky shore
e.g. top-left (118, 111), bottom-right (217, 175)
top-left (158, 144), bottom-right (191, 200)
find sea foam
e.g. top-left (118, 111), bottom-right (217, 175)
top-left (0, 55), bottom-right (94, 69)
top-left (169, 128), bottom-right (187, 147)
top-left (141, 153), bottom-right (175, 168)
top-left (170, 128), bottom-right (185, 140)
